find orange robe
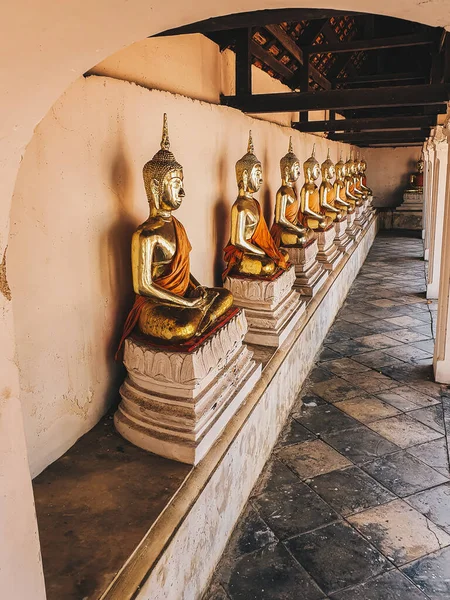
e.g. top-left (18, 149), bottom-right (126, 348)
top-left (116, 217), bottom-right (191, 357)
top-left (270, 193), bottom-right (299, 247)
top-left (223, 200), bottom-right (289, 280)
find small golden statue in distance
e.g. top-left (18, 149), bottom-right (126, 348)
top-left (344, 155), bottom-right (363, 208)
top-left (270, 137), bottom-right (316, 248)
top-left (223, 131), bottom-right (289, 279)
top-left (117, 114), bottom-right (232, 349)
top-left (299, 145), bottom-right (334, 230)
top-left (333, 153), bottom-right (352, 215)
top-left (350, 154), bottom-right (368, 202)
top-left (319, 149), bottom-right (341, 222)
top-left (356, 154), bottom-right (373, 197)
top-left (405, 156), bottom-right (424, 192)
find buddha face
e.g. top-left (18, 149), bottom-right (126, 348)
top-left (284, 160), bottom-right (301, 184)
top-left (246, 163), bottom-right (263, 193)
top-left (159, 168), bottom-right (185, 211)
top-left (323, 163), bottom-right (335, 181)
top-left (311, 162), bottom-right (320, 181)
top-left (335, 163), bottom-right (345, 180)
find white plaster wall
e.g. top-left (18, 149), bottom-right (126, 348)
top-left (9, 74), bottom-right (351, 477)
top-left (364, 146), bottom-right (422, 207)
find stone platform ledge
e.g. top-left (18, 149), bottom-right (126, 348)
top-left (316, 225), bottom-right (342, 271)
top-left (224, 267), bottom-right (305, 347)
top-left (98, 212), bottom-right (378, 600)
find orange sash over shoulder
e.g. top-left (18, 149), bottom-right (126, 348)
top-left (270, 194), bottom-right (299, 247)
top-left (223, 200), bottom-right (289, 280)
top-left (116, 217), bottom-right (191, 358)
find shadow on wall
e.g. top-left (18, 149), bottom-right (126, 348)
top-left (213, 153), bottom-right (229, 286)
top-left (101, 130), bottom-right (137, 405)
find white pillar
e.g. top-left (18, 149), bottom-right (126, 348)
top-left (423, 132), bottom-right (436, 261)
top-left (427, 126), bottom-right (448, 299)
top-left (434, 116), bottom-right (450, 383)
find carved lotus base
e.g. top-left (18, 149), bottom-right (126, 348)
top-left (316, 226), bottom-right (342, 271)
top-left (224, 267), bottom-right (305, 347)
top-left (334, 218), bottom-right (354, 254)
top-left (114, 310), bottom-right (261, 465)
top-left (354, 203), bottom-right (370, 229)
top-left (287, 240), bottom-right (328, 297)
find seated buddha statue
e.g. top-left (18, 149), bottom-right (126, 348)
top-left (350, 155), bottom-right (368, 202)
top-left (299, 146), bottom-right (334, 231)
top-left (333, 154), bottom-right (352, 215)
top-left (405, 157), bottom-right (424, 192)
top-left (223, 132), bottom-right (289, 279)
top-left (319, 150), bottom-right (341, 222)
top-left (357, 155), bottom-right (373, 197)
top-left (270, 137), bottom-right (315, 248)
top-left (117, 114), bottom-right (233, 350)
top-left (344, 156), bottom-right (363, 208)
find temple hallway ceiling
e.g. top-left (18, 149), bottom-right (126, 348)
top-left (160, 9), bottom-right (450, 147)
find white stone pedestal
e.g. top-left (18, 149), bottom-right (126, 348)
top-left (288, 240), bottom-right (328, 297)
top-left (224, 267), bottom-right (305, 347)
top-left (346, 210), bottom-right (362, 242)
top-left (393, 191), bottom-right (423, 231)
top-left (316, 225), bottom-right (342, 271)
top-left (354, 203), bottom-right (369, 229)
top-left (114, 310), bottom-right (261, 465)
top-left (334, 217), bottom-right (354, 254)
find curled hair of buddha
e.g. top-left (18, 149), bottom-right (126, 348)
top-left (280, 136), bottom-right (299, 177)
top-left (143, 113), bottom-right (183, 204)
top-left (236, 130), bottom-right (261, 186)
top-left (321, 148), bottom-right (334, 172)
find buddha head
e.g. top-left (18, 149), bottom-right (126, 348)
top-left (303, 145), bottom-right (320, 182)
top-left (280, 137), bottom-right (301, 185)
top-left (143, 114), bottom-right (185, 215)
top-left (345, 154), bottom-right (357, 177)
top-left (321, 149), bottom-right (335, 182)
top-left (335, 152), bottom-right (346, 181)
top-left (236, 131), bottom-right (263, 194)
top-left (417, 156), bottom-right (424, 173)
top-left (355, 153), bottom-right (364, 174)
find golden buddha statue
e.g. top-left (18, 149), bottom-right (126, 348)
top-left (117, 114), bottom-right (233, 349)
top-left (357, 155), bottom-right (373, 196)
top-left (333, 153), bottom-right (352, 215)
top-left (350, 154), bottom-right (368, 202)
top-left (299, 145), bottom-right (334, 230)
top-left (223, 131), bottom-right (289, 279)
top-left (344, 155), bottom-right (363, 208)
top-left (270, 137), bottom-right (316, 248)
top-left (405, 156), bottom-right (424, 192)
top-left (319, 149), bottom-right (341, 221)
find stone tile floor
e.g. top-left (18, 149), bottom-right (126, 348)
top-left (205, 234), bottom-right (450, 600)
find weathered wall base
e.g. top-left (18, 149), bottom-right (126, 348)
top-left (101, 214), bottom-right (378, 600)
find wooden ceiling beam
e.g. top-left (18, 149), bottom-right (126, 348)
top-left (156, 10), bottom-right (363, 36)
top-left (328, 129), bottom-right (429, 143)
top-left (334, 71), bottom-right (427, 85)
top-left (250, 40), bottom-right (294, 81)
top-left (307, 33), bottom-right (435, 55)
top-left (223, 84), bottom-right (450, 113)
top-left (292, 115), bottom-right (436, 132)
top-left (264, 24), bottom-right (331, 90)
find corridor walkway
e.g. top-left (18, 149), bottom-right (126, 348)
top-left (205, 233), bottom-right (450, 600)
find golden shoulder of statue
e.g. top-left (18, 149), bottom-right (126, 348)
top-left (300, 145), bottom-right (333, 231)
top-left (270, 137), bottom-right (314, 248)
top-left (118, 114), bottom-right (232, 348)
top-left (223, 131), bottom-right (289, 279)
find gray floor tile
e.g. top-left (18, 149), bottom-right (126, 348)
top-left (407, 437), bottom-right (450, 477)
top-left (286, 521), bottom-right (390, 595)
top-left (322, 425), bottom-right (400, 465)
top-left (362, 451), bottom-right (449, 497)
top-left (309, 466), bottom-right (395, 516)
top-left (408, 405), bottom-right (445, 434)
top-left (310, 377), bottom-right (363, 403)
top-left (329, 570), bottom-right (428, 600)
top-left (278, 439), bottom-right (351, 480)
top-left (406, 483), bottom-right (450, 534)
top-left (402, 547), bottom-right (450, 599)
top-left (293, 404), bottom-right (361, 435)
top-left (276, 419), bottom-right (316, 448)
top-left (368, 414), bottom-right (443, 448)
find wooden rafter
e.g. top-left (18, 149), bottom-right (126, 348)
top-left (292, 115), bottom-right (436, 132)
top-left (222, 84), bottom-right (450, 113)
top-left (307, 33), bottom-right (435, 55)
